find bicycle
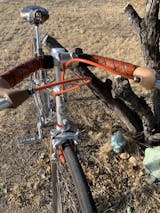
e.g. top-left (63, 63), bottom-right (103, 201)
top-left (0, 5), bottom-right (151, 213)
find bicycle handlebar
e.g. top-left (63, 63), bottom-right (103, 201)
top-left (0, 55), bottom-right (53, 87)
top-left (66, 57), bottom-right (137, 80)
top-left (0, 55), bottom-right (53, 111)
top-left (0, 34), bottom-right (157, 111)
top-left (88, 55), bottom-right (137, 79)
top-left (0, 98), bottom-right (11, 110)
top-left (43, 34), bottom-right (136, 78)
top-left (43, 34), bottom-right (138, 79)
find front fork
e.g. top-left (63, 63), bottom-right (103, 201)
top-left (51, 66), bottom-right (79, 162)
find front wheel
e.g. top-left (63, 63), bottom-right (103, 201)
top-left (51, 140), bottom-right (97, 213)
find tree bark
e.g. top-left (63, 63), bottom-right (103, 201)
top-left (76, 64), bottom-right (143, 135)
top-left (111, 77), bottom-right (156, 139)
top-left (125, 1), bottom-right (160, 67)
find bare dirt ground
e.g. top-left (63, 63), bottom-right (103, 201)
top-left (0, 0), bottom-right (160, 212)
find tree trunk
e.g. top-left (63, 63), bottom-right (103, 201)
top-left (125, 0), bottom-right (160, 133)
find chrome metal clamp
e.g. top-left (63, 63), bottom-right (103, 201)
top-left (51, 48), bottom-right (78, 66)
top-left (50, 128), bottom-right (80, 161)
top-left (51, 129), bottom-right (79, 148)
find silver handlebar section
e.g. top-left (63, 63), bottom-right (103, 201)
top-left (0, 98), bottom-right (11, 111)
top-left (155, 80), bottom-right (160, 89)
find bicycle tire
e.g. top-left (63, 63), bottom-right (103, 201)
top-left (51, 140), bottom-right (97, 213)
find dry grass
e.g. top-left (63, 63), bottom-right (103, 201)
top-left (0, 0), bottom-right (160, 212)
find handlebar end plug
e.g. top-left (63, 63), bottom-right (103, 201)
top-left (75, 48), bottom-right (83, 55)
top-left (134, 76), bottom-right (141, 83)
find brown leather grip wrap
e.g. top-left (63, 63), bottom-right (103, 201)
top-left (0, 78), bottom-right (11, 88)
top-left (0, 88), bottom-right (31, 108)
top-left (0, 57), bottom-right (43, 87)
top-left (90, 55), bottom-right (138, 78)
